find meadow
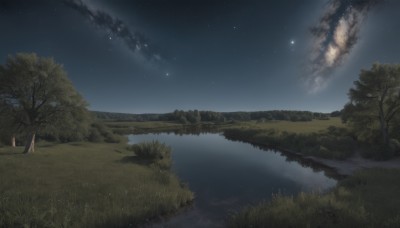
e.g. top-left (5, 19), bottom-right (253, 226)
top-left (228, 117), bottom-right (344, 133)
top-left (0, 141), bottom-right (193, 227)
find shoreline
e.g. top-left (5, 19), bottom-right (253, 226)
top-left (126, 125), bottom-right (400, 177)
top-left (223, 134), bottom-right (400, 177)
top-left (306, 153), bottom-right (400, 176)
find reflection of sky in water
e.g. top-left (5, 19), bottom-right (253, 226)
top-left (129, 133), bottom-right (337, 228)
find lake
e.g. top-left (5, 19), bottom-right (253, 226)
top-left (128, 133), bottom-right (337, 228)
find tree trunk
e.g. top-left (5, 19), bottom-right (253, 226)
top-left (11, 134), bottom-right (16, 147)
top-left (379, 117), bottom-right (389, 145)
top-left (379, 104), bottom-right (389, 146)
top-left (24, 133), bottom-right (35, 154)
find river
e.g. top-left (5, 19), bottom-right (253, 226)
top-left (128, 133), bottom-right (337, 228)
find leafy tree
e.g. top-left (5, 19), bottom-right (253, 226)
top-left (342, 63), bottom-right (400, 152)
top-left (0, 53), bottom-right (90, 153)
top-left (330, 110), bottom-right (341, 117)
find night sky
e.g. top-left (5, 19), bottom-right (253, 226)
top-left (1, 0), bottom-right (399, 113)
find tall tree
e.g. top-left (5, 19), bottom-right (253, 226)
top-left (342, 63), bottom-right (400, 148)
top-left (0, 53), bottom-right (90, 153)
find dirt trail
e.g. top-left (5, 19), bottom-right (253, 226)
top-left (308, 153), bottom-right (400, 176)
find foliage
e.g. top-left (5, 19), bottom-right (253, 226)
top-left (0, 53), bottom-right (90, 153)
top-left (129, 141), bottom-right (172, 170)
top-left (229, 168), bottom-right (400, 228)
top-left (330, 110), bottom-right (341, 117)
top-left (94, 110), bottom-right (330, 123)
top-left (342, 63), bottom-right (400, 158)
top-left (88, 122), bottom-right (122, 143)
top-left (224, 125), bottom-right (356, 160)
top-left (0, 142), bottom-right (193, 227)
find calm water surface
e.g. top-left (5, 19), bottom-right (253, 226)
top-left (128, 133), bottom-right (337, 228)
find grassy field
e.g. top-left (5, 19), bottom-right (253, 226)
top-left (0, 141), bottom-right (193, 227)
top-left (229, 168), bottom-right (400, 228)
top-left (223, 118), bottom-right (355, 160)
top-left (230, 117), bottom-right (344, 133)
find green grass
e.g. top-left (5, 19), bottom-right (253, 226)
top-left (227, 117), bottom-right (344, 133)
top-left (224, 123), bottom-right (355, 160)
top-left (339, 168), bottom-right (400, 225)
top-left (229, 168), bottom-right (400, 228)
top-left (129, 141), bottom-right (173, 170)
top-left (0, 141), bottom-right (193, 227)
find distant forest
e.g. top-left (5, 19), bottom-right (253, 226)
top-left (93, 110), bottom-right (341, 123)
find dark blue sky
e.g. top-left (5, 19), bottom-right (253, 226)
top-left (1, 0), bottom-right (399, 113)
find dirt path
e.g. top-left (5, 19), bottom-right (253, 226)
top-left (308, 153), bottom-right (400, 176)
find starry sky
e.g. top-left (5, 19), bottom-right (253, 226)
top-left (1, 0), bottom-right (399, 114)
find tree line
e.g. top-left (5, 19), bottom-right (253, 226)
top-left (94, 110), bottom-right (333, 123)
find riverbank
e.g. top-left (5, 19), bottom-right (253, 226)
top-left (229, 168), bottom-right (400, 227)
top-left (0, 141), bottom-right (193, 227)
top-left (105, 118), bottom-right (400, 176)
top-left (307, 152), bottom-right (400, 176)
top-left (101, 119), bottom-right (400, 227)
top-left (218, 123), bottom-right (400, 226)
top-left (223, 128), bottom-right (400, 177)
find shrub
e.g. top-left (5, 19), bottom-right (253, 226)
top-left (129, 141), bottom-right (172, 169)
top-left (88, 127), bottom-right (104, 142)
top-left (88, 122), bottom-right (121, 143)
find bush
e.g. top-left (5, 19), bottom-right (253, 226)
top-left (88, 127), bottom-right (104, 142)
top-left (129, 141), bottom-right (172, 170)
top-left (360, 142), bottom-right (397, 160)
top-left (88, 122), bottom-right (121, 143)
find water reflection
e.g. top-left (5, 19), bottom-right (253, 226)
top-left (128, 133), bottom-right (337, 228)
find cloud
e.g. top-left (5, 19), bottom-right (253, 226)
top-left (306, 0), bottom-right (382, 92)
top-left (63, 0), bottom-right (163, 65)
